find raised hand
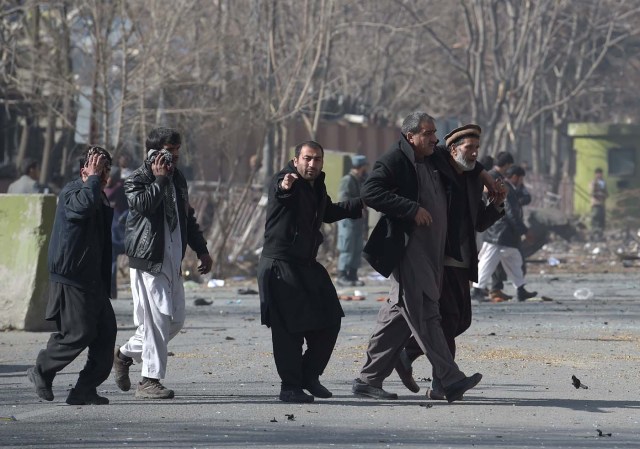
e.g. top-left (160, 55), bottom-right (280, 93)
top-left (280, 173), bottom-right (299, 191)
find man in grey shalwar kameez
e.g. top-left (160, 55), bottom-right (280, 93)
top-left (352, 112), bottom-right (482, 403)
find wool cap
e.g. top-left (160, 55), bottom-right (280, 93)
top-left (444, 124), bottom-right (482, 147)
top-left (351, 154), bottom-right (368, 168)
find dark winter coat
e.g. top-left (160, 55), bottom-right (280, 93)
top-left (362, 135), bottom-right (498, 279)
top-left (430, 152), bottom-right (503, 282)
top-left (124, 162), bottom-right (208, 273)
top-left (483, 181), bottom-right (528, 248)
top-left (258, 161), bottom-right (362, 330)
top-left (48, 176), bottom-right (113, 294)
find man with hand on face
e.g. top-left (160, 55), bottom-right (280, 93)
top-left (27, 146), bottom-right (117, 405)
top-left (113, 127), bottom-right (212, 400)
top-left (394, 125), bottom-right (506, 400)
top-left (258, 140), bottom-right (363, 403)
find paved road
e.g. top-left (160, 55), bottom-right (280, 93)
top-left (1, 273), bottom-right (639, 448)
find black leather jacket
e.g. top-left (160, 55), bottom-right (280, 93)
top-left (124, 162), bottom-right (209, 273)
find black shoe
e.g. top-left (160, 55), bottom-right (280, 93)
top-left (27, 367), bottom-right (53, 401)
top-left (352, 378), bottom-right (398, 400)
top-left (279, 388), bottom-right (314, 403)
top-left (336, 276), bottom-right (354, 287)
top-left (426, 388), bottom-right (446, 400)
top-left (471, 287), bottom-right (487, 301)
top-left (394, 350), bottom-right (420, 393)
top-left (517, 286), bottom-right (537, 301)
top-left (303, 379), bottom-right (332, 398)
top-left (444, 373), bottom-right (482, 403)
top-left (66, 388), bottom-right (109, 405)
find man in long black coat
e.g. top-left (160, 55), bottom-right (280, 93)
top-left (258, 140), bottom-right (363, 403)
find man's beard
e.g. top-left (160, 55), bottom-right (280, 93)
top-left (454, 151), bottom-right (476, 172)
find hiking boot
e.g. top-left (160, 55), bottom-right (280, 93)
top-left (135, 378), bottom-right (175, 399)
top-left (27, 366), bottom-right (53, 401)
top-left (517, 286), bottom-right (537, 301)
top-left (113, 346), bottom-right (133, 391)
top-left (66, 388), bottom-right (109, 405)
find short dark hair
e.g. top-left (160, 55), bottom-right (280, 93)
top-left (595, 167), bottom-right (603, 174)
top-left (479, 155), bottom-right (494, 170)
top-left (294, 140), bottom-right (324, 158)
top-left (145, 127), bottom-right (181, 151)
top-left (495, 151), bottom-right (515, 168)
top-left (506, 164), bottom-right (525, 178)
top-left (79, 145), bottom-right (112, 171)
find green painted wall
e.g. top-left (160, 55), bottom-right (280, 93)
top-left (0, 194), bottom-right (56, 331)
top-left (568, 123), bottom-right (640, 222)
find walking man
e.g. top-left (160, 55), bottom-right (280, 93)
top-left (113, 127), bottom-right (212, 399)
top-left (472, 165), bottom-right (537, 302)
top-left (258, 140), bottom-right (363, 403)
top-left (353, 112), bottom-right (483, 403)
top-left (394, 124), bottom-right (505, 399)
top-left (27, 146), bottom-right (116, 405)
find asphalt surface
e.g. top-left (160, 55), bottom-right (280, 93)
top-left (1, 272), bottom-right (639, 448)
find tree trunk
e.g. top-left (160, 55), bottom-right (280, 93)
top-left (39, 108), bottom-right (56, 186)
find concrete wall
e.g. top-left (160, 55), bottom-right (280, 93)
top-left (0, 194), bottom-right (56, 331)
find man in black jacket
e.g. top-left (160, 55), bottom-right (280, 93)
top-left (353, 113), bottom-right (485, 403)
top-left (394, 125), bottom-right (505, 399)
top-left (472, 165), bottom-right (537, 301)
top-left (258, 140), bottom-right (363, 403)
top-left (28, 146), bottom-right (117, 405)
top-left (113, 127), bottom-right (212, 399)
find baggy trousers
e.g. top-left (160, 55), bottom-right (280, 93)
top-left (404, 267), bottom-right (472, 387)
top-left (36, 281), bottom-right (117, 391)
top-left (269, 307), bottom-right (340, 391)
top-left (359, 292), bottom-right (465, 390)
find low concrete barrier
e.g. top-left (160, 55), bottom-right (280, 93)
top-left (0, 194), bottom-right (56, 331)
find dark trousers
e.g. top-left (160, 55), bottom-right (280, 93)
top-left (591, 205), bottom-right (605, 237)
top-left (269, 308), bottom-right (340, 391)
top-left (36, 282), bottom-right (117, 392)
top-left (405, 267), bottom-right (472, 375)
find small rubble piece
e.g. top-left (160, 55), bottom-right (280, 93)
top-left (419, 403), bottom-right (433, 408)
top-left (237, 288), bottom-right (259, 295)
top-left (572, 375), bottom-right (588, 389)
top-left (286, 414), bottom-right (295, 421)
top-left (194, 298), bottom-right (213, 306)
top-left (596, 429), bottom-right (612, 437)
top-left (270, 417), bottom-right (278, 422)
